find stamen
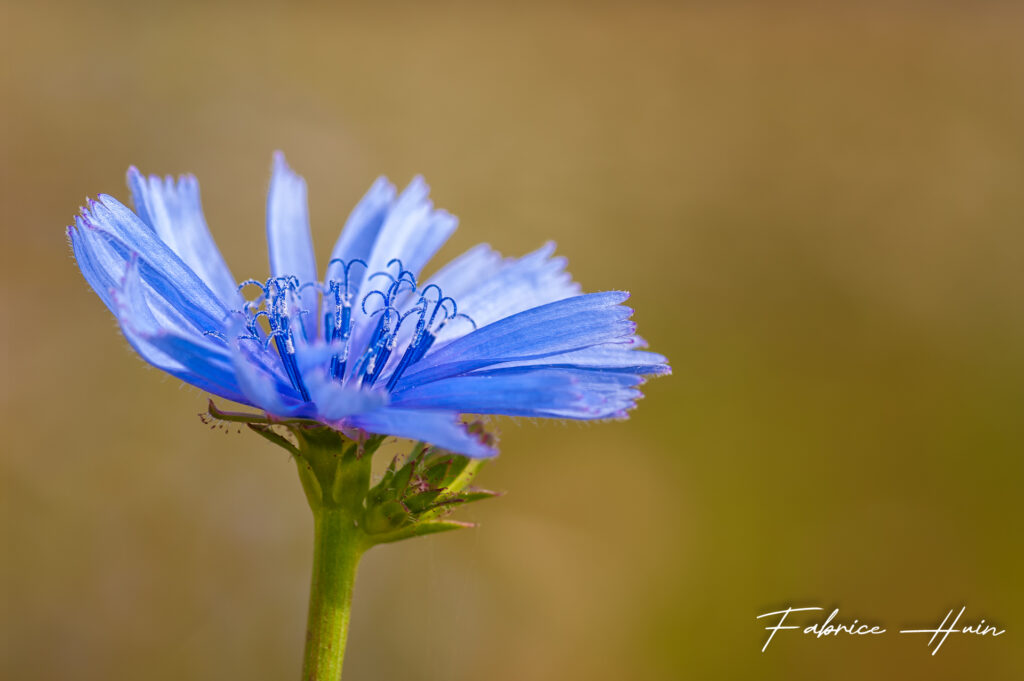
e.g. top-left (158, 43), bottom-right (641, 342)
top-left (240, 275), bottom-right (313, 401)
top-left (222, 264), bottom-right (471, 401)
top-left (446, 313), bottom-right (478, 331)
top-left (323, 259), bottom-right (367, 380)
top-left (384, 291), bottom-right (476, 390)
top-left (351, 305), bottom-right (396, 386)
top-left (385, 328), bottom-right (432, 390)
top-left (385, 258), bottom-right (418, 290)
top-left (364, 306), bottom-right (422, 387)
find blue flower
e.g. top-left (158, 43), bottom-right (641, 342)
top-left (68, 152), bottom-right (669, 457)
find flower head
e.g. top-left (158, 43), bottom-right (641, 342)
top-left (68, 152), bottom-right (669, 457)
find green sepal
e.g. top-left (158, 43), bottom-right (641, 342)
top-left (206, 399), bottom-right (321, 427)
top-left (363, 499), bottom-right (412, 534)
top-left (415, 487), bottom-right (500, 524)
top-left (208, 401), bottom-right (501, 549)
top-left (369, 519), bottom-right (477, 545)
top-left (360, 442), bottom-right (499, 545)
top-left (444, 459), bottom-right (485, 496)
top-left (422, 456), bottom-right (455, 487)
top-left (246, 423), bottom-right (300, 457)
top-left (390, 457), bottom-right (417, 497)
top-left (453, 488), bottom-right (502, 504)
top-left (437, 455), bottom-right (472, 487)
top-left (365, 456), bottom-right (398, 506)
top-left (403, 489), bottom-right (445, 514)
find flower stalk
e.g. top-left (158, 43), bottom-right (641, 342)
top-left (289, 428), bottom-right (375, 681)
top-left (303, 505), bottom-right (363, 681)
top-left (212, 404), bottom-right (501, 680)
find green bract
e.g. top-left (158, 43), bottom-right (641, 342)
top-left (208, 400), bottom-right (499, 548)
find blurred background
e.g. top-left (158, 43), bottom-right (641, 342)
top-left (3, 1), bottom-right (1023, 679)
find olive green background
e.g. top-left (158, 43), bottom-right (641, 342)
top-left (3, 1), bottom-right (1023, 679)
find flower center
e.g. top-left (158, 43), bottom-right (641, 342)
top-left (228, 259), bottom-right (475, 402)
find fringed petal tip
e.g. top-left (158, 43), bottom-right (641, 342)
top-left (125, 165), bottom-right (144, 187)
top-left (450, 419), bottom-right (500, 458)
top-left (642, 362), bottom-right (672, 377)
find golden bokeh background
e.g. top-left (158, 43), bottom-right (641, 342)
top-left (3, 1), bottom-right (1023, 679)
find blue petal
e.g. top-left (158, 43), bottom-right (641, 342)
top-left (487, 341), bottom-right (671, 375)
top-left (118, 324), bottom-right (248, 403)
top-left (219, 314), bottom-right (308, 403)
top-left (127, 168), bottom-right (241, 307)
top-left (324, 176), bottom-right (396, 284)
top-left (347, 408), bottom-right (496, 458)
top-left (425, 242), bottom-right (581, 343)
top-left (304, 369), bottom-right (388, 421)
top-left (74, 220), bottom-right (216, 348)
top-left (110, 257), bottom-right (248, 403)
top-left (83, 196), bottom-right (229, 334)
top-left (73, 216), bottom-right (211, 348)
top-left (267, 152), bottom-right (318, 337)
top-left (395, 292), bottom-right (635, 387)
top-left (344, 177), bottom-right (457, 372)
top-left (123, 325), bottom-right (248, 404)
top-left (68, 218), bottom-right (122, 314)
top-left (382, 243), bottom-right (502, 355)
top-left (112, 252), bottom-right (209, 337)
top-left (229, 341), bottom-right (308, 417)
top-left (369, 242), bottom-right (584, 379)
top-left (363, 176), bottom-right (457, 279)
top-left (390, 368), bottom-right (643, 419)
top-left (418, 243), bottom-right (503, 297)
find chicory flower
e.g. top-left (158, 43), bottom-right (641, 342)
top-left (68, 152), bottom-right (668, 457)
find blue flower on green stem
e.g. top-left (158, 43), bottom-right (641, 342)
top-left (68, 152), bottom-right (669, 457)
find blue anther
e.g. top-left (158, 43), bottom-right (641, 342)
top-left (323, 260), bottom-right (368, 383)
top-left (237, 275), bottom-right (313, 401)
top-left (262, 328), bottom-right (287, 351)
top-left (352, 304), bottom-right (405, 387)
top-left (361, 289), bottom-right (390, 315)
top-left (380, 285), bottom-right (465, 390)
top-left (237, 279), bottom-right (267, 295)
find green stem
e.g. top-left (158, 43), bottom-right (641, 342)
top-left (302, 506), bottom-right (364, 681)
